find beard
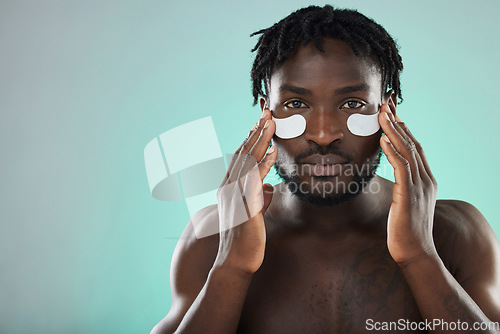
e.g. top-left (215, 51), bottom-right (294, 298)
top-left (274, 144), bottom-right (382, 207)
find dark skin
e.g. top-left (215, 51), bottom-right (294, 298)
top-left (151, 39), bottom-right (500, 334)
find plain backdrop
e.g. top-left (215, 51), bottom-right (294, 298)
top-left (1, 0), bottom-right (499, 333)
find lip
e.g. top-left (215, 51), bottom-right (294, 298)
top-left (299, 154), bottom-right (350, 165)
top-left (300, 163), bottom-right (346, 177)
top-left (298, 154), bottom-right (350, 177)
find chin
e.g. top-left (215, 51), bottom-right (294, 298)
top-left (284, 175), bottom-right (370, 207)
top-left (274, 148), bottom-right (382, 206)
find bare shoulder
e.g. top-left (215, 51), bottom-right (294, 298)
top-left (150, 205), bottom-right (220, 334)
top-left (433, 199), bottom-right (496, 242)
top-left (434, 200), bottom-right (500, 321)
top-left (433, 199), bottom-right (500, 282)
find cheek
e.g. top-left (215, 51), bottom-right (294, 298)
top-left (273, 137), bottom-right (295, 160)
top-left (272, 137), bottom-right (304, 171)
top-left (353, 136), bottom-right (381, 162)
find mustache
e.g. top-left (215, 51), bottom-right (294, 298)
top-left (294, 143), bottom-right (354, 163)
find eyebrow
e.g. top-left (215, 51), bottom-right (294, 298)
top-left (279, 83), bottom-right (370, 96)
top-left (279, 85), bottom-right (312, 96)
top-left (335, 83), bottom-right (370, 95)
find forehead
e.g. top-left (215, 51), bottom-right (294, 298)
top-left (269, 38), bottom-right (382, 96)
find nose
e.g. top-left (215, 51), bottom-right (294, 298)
top-left (304, 108), bottom-right (344, 146)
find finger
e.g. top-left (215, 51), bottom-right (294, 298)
top-left (386, 100), bottom-right (408, 141)
top-left (379, 104), bottom-right (420, 184)
top-left (226, 110), bottom-right (272, 183)
top-left (390, 103), bottom-right (433, 184)
top-left (237, 109), bottom-right (272, 156)
top-left (394, 116), bottom-right (436, 184)
top-left (235, 124), bottom-right (275, 204)
top-left (248, 118), bottom-right (276, 162)
top-left (222, 121), bottom-right (258, 184)
top-left (245, 121), bottom-right (259, 139)
top-left (380, 134), bottom-right (412, 189)
top-left (390, 113), bottom-right (426, 181)
top-left (261, 183), bottom-right (274, 214)
top-left (234, 119), bottom-right (275, 182)
top-left (257, 145), bottom-right (278, 180)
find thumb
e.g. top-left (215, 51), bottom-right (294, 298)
top-left (261, 183), bottom-right (274, 214)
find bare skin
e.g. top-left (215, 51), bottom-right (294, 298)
top-left (151, 39), bottom-right (500, 334)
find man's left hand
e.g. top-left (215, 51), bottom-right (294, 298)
top-left (379, 101), bottom-right (439, 266)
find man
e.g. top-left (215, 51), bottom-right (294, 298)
top-left (151, 5), bottom-right (500, 333)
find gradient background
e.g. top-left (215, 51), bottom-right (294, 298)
top-left (1, 0), bottom-right (499, 333)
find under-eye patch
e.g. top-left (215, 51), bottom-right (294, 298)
top-left (346, 111), bottom-right (380, 136)
top-left (272, 111), bottom-right (380, 139)
top-left (272, 114), bottom-right (307, 139)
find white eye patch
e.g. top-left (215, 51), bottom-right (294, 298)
top-left (346, 111), bottom-right (381, 136)
top-left (272, 114), bottom-right (307, 139)
top-left (272, 111), bottom-right (380, 139)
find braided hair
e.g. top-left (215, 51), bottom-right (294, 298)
top-left (250, 5), bottom-right (403, 105)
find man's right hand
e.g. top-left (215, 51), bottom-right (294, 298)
top-left (213, 109), bottom-right (277, 276)
top-left (150, 110), bottom-right (277, 334)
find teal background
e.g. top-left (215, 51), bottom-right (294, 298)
top-left (1, 0), bottom-right (499, 333)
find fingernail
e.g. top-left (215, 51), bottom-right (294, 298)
top-left (264, 120), bottom-right (270, 129)
top-left (267, 145), bottom-right (275, 154)
top-left (395, 115), bottom-right (402, 122)
top-left (383, 135), bottom-right (391, 143)
top-left (251, 122), bottom-right (258, 130)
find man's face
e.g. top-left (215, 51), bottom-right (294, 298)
top-left (264, 38), bottom-right (387, 206)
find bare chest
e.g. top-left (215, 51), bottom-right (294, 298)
top-left (237, 235), bottom-right (425, 334)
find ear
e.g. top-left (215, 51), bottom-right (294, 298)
top-left (383, 89), bottom-right (397, 115)
top-left (259, 96), bottom-right (268, 112)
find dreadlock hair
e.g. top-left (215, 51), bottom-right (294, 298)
top-left (250, 5), bottom-right (403, 106)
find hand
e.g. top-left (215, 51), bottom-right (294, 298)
top-left (213, 109), bottom-right (277, 275)
top-left (379, 102), bottom-right (439, 265)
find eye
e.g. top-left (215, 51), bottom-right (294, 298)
top-left (341, 100), bottom-right (365, 109)
top-left (284, 100), bottom-right (307, 109)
